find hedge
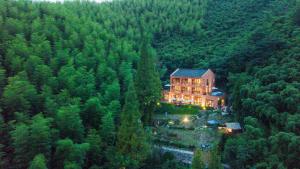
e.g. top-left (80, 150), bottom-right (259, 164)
top-left (156, 103), bottom-right (201, 114)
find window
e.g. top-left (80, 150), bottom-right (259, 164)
top-left (195, 79), bottom-right (201, 84)
top-left (172, 78), bottom-right (180, 84)
top-left (195, 87), bottom-right (201, 91)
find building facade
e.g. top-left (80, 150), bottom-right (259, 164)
top-left (163, 68), bottom-right (224, 108)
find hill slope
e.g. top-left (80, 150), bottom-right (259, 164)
top-left (0, 0), bottom-right (299, 168)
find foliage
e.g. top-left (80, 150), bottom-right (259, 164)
top-left (136, 38), bottom-right (161, 124)
top-left (100, 111), bottom-right (115, 145)
top-left (192, 149), bottom-right (205, 169)
top-left (29, 154), bottom-right (48, 169)
top-left (85, 129), bottom-right (103, 168)
top-left (2, 73), bottom-right (38, 118)
top-left (54, 139), bottom-right (89, 169)
top-left (156, 103), bottom-right (200, 115)
top-left (208, 145), bottom-right (222, 169)
top-left (10, 114), bottom-right (52, 169)
top-left (56, 105), bottom-right (84, 142)
top-left (0, 0), bottom-right (299, 168)
top-left (116, 79), bottom-right (150, 168)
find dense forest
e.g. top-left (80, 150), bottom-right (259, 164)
top-left (0, 0), bottom-right (299, 169)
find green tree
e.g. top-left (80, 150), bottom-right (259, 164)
top-left (85, 129), bottom-right (102, 168)
top-left (103, 80), bottom-right (120, 105)
top-left (100, 111), bottom-right (115, 145)
top-left (116, 79), bottom-right (150, 168)
top-left (29, 114), bottom-right (52, 160)
top-left (82, 97), bottom-right (104, 129)
top-left (208, 145), bottom-right (222, 169)
top-left (54, 139), bottom-right (89, 169)
top-left (107, 100), bottom-right (121, 124)
top-left (29, 154), bottom-right (48, 169)
top-left (192, 149), bottom-right (205, 169)
top-left (135, 38), bottom-right (161, 124)
top-left (11, 123), bottom-right (31, 169)
top-left (0, 143), bottom-right (4, 169)
top-left (0, 115), bottom-right (6, 168)
top-left (0, 67), bottom-right (6, 96)
top-left (71, 67), bottom-right (96, 100)
top-left (30, 33), bottom-right (52, 64)
top-left (10, 114), bottom-right (52, 169)
top-left (33, 65), bottom-right (53, 90)
top-left (56, 105), bottom-right (84, 142)
top-left (2, 73), bottom-right (38, 118)
top-left (24, 55), bottom-right (43, 82)
top-left (294, 0), bottom-right (300, 26)
top-left (269, 132), bottom-right (300, 168)
top-left (5, 34), bottom-right (29, 75)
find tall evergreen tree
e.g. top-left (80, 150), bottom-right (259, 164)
top-left (29, 154), bottom-right (48, 169)
top-left (85, 129), bottom-right (102, 168)
top-left (116, 78), bottom-right (150, 168)
top-left (192, 149), bottom-right (205, 169)
top-left (82, 97), bottom-right (104, 129)
top-left (54, 139), bottom-right (89, 169)
top-left (135, 38), bottom-right (161, 125)
top-left (0, 115), bottom-right (5, 169)
top-left (0, 67), bottom-right (6, 97)
top-left (29, 114), bottom-right (52, 160)
top-left (10, 114), bottom-right (52, 169)
top-left (11, 123), bottom-right (31, 169)
top-left (2, 73), bottom-right (38, 118)
top-left (208, 145), bottom-right (222, 169)
top-left (100, 111), bottom-right (115, 145)
top-left (56, 105), bottom-right (84, 142)
top-left (0, 143), bottom-right (4, 169)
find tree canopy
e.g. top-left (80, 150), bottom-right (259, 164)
top-left (0, 0), bottom-right (299, 168)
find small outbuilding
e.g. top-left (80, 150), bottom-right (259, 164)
top-left (225, 122), bottom-right (242, 134)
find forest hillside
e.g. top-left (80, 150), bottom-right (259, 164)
top-left (0, 0), bottom-right (299, 169)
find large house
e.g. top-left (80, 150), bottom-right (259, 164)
top-left (163, 68), bottom-right (224, 108)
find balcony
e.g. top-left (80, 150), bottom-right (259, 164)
top-left (181, 90), bottom-right (191, 94)
top-left (172, 82), bottom-right (181, 86)
top-left (191, 91), bottom-right (202, 95)
top-left (171, 89), bottom-right (181, 93)
top-left (171, 82), bottom-right (202, 87)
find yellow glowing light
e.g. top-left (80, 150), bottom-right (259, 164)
top-left (183, 117), bottom-right (189, 123)
top-left (157, 102), bottom-right (161, 106)
top-left (202, 106), bottom-right (206, 110)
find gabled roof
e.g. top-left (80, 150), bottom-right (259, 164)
top-left (225, 122), bottom-right (242, 130)
top-left (171, 68), bottom-right (208, 78)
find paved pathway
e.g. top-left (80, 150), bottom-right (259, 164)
top-left (159, 146), bottom-right (194, 164)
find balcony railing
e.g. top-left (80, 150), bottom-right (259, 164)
top-left (172, 82), bottom-right (202, 86)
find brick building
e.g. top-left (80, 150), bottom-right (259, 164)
top-left (163, 68), bottom-right (224, 108)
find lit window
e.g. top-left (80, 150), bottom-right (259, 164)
top-left (175, 86), bottom-right (181, 90)
top-left (195, 79), bottom-right (201, 84)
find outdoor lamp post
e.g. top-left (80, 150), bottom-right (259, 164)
top-left (183, 117), bottom-right (189, 123)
